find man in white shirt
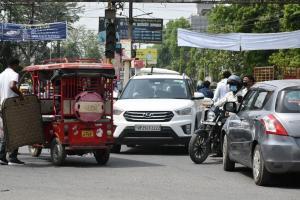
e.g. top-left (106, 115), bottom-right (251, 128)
top-left (213, 71), bottom-right (231, 102)
top-left (214, 75), bottom-right (243, 108)
top-left (0, 58), bottom-right (24, 165)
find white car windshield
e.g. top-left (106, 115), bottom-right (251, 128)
top-left (120, 79), bottom-right (190, 99)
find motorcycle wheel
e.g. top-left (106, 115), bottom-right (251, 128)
top-left (189, 132), bottom-right (210, 164)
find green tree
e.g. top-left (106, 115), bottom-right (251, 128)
top-left (156, 18), bottom-right (203, 80)
top-left (61, 26), bottom-right (103, 59)
top-left (153, 4), bottom-right (300, 81)
top-left (269, 4), bottom-right (300, 69)
top-left (0, 2), bottom-right (83, 66)
top-left (207, 4), bottom-right (300, 77)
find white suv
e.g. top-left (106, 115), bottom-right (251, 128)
top-left (112, 69), bottom-right (203, 152)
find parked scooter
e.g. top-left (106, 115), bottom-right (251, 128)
top-left (189, 100), bottom-right (228, 164)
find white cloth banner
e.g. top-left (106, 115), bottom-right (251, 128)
top-left (177, 28), bottom-right (300, 51)
top-left (177, 28), bottom-right (241, 51)
top-left (240, 31), bottom-right (300, 50)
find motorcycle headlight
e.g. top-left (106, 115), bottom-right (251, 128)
top-left (113, 108), bottom-right (123, 115)
top-left (175, 107), bottom-right (192, 115)
top-left (206, 111), bottom-right (216, 122)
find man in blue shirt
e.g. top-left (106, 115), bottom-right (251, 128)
top-left (198, 80), bottom-right (214, 99)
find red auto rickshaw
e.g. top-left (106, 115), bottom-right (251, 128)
top-left (23, 60), bottom-right (115, 165)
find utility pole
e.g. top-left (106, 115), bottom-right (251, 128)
top-left (29, 2), bottom-right (34, 65)
top-left (123, 0), bottom-right (133, 86)
top-left (128, 0), bottom-right (133, 59)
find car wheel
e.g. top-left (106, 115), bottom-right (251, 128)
top-left (111, 144), bottom-right (121, 153)
top-left (222, 135), bottom-right (235, 171)
top-left (94, 149), bottom-right (110, 165)
top-left (253, 145), bottom-right (271, 186)
top-left (28, 145), bottom-right (42, 157)
top-left (50, 138), bottom-right (66, 166)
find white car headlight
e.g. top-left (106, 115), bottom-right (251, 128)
top-left (175, 107), bottom-right (192, 115)
top-left (113, 108), bottom-right (123, 115)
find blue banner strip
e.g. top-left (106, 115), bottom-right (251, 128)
top-left (0, 22), bottom-right (67, 41)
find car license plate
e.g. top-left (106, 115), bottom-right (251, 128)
top-left (81, 130), bottom-right (94, 137)
top-left (135, 125), bottom-right (161, 132)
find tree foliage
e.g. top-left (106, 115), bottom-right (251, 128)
top-left (0, 2), bottom-right (83, 68)
top-left (156, 4), bottom-right (300, 82)
top-left (61, 26), bottom-right (103, 59)
top-left (207, 4), bottom-right (300, 77)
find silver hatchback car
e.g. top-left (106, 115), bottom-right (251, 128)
top-left (222, 80), bottom-right (300, 186)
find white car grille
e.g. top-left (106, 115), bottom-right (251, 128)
top-left (124, 111), bottom-right (174, 122)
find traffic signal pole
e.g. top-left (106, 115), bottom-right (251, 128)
top-left (105, 1), bottom-right (116, 64)
top-left (123, 0), bottom-right (133, 85)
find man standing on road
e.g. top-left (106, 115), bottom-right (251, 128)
top-left (213, 71), bottom-right (231, 102)
top-left (0, 58), bottom-right (24, 165)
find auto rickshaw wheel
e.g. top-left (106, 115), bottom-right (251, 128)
top-left (28, 146), bottom-right (42, 157)
top-left (94, 149), bottom-right (110, 165)
top-left (50, 138), bottom-right (66, 166)
top-left (111, 144), bottom-right (121, 153)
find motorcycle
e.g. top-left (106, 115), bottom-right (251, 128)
top-left (189, 100), bottom-right (228, 164)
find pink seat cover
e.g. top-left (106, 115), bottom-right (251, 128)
top-left (74, 92), bottom-right (104, 122)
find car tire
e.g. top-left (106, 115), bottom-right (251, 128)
top-left (188, 132), bottom-right (210, 164)
top-left (253, 145), bottom-right (272, 186)
top-left (28, 145), bottom-right (42, 157)
top-left (222, 135), bottom-right (235, 171)
top-left (94, 149), bottom-right (110, 165)
top-left (50, 138), bottom-right (66, 166)
top-left (111, 144), bottom-right (121, 153)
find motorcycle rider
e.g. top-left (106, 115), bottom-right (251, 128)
top-left (214, 74), bottom-right (243, 108)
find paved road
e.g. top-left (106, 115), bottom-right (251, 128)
top-left (0, 145), bottom-right (300, 200)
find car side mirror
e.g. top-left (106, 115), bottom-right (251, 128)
top-left (224, 102), bottom-right (237, 113)
top-left (193, 92), bottom-right (204, 100)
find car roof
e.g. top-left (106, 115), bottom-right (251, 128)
top-left (254, 80), bottom-right (300, 90)
top-left (132, 74), bottom-right (188, 80)
top-left (137, 68), bottom-right (180, 75)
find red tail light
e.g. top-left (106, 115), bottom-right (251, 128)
top-left (260, 114), bottom-right (288, 136)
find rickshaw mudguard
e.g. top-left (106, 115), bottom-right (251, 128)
top-left (1, 95), bottom-right (45, 152)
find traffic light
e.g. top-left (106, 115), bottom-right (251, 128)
top-left (105, 22), bottom-right (116, 59)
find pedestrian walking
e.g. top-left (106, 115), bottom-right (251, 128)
top-left (0, 58), bottom-right (25, 165)
top-left (213, 70), bottom-right (231, 102)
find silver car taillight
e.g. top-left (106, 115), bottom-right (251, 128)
top-left (260, 114), bottom-right (288, 136)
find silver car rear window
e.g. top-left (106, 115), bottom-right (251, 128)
top-left (276, 88), bottom-right (300, 113)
